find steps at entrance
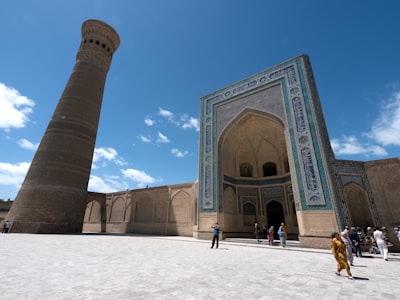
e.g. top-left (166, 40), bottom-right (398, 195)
top-left (223, 238), bottom-right (300, 247)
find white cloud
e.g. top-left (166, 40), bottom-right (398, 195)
top-left (157, 131), bottom-right (170, 143)
top-left (139, 135), bottom-right (152, 143)
top-left (182, 116), bottom-right (200, 131)
top-left (92, 147), bottom-right (127, 169)
top-left (121, 168), bottom-right (161, 188)
top-left (159, 107), bottom-right (180, 126)
top-left (367, 91), bottom-right (400, 146)
top-left (17, 138), bottom-right (39, 151)
top-left (93, 147), bottom-right (117, 162)
top-left (171, 148), bottom-right (189, 158)
top-left (159, 108), bottom-right (173, 118)
top-left (0, 82), bottom-right (35, 129)
top-left (144, 118), bottom-right (155, 126)
top-left (88, 174), bottom-right (128, 194)
top-left (331, 135), bottom-right (387, 157)
top-left (0, 161), bottom-right (30, 187)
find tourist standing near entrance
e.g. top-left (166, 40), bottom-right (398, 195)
top-left (277, 222), bottom-right (287, 247)
top-left (254, 222), bottom-right (260, 242)
top-left (349, 227), bottom-right (362, 257)
top-left (373, 227), bottom-right (388, 261)
top-left (267, 226), bottom-right (274, 245)
top-left (210, 222), bottom-right (220, 249)
top-left (331, 232), bottom-right (353, 280)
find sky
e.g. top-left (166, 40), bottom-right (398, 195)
top-left (1, 1), bottom-right (400, 200)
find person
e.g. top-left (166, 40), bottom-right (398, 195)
top-left (210, 222), bottom-right (220, 249)
top-left (277, 222), bottom-right (287, 247)
top-left (254, 222), bottom-right (260, 242)
top-left (373, 227), bottom-right (388, 261)
top-left (261, 222), bottom-right (267, 238)
top-left (349, 227), bottom-right (362, 257)
top-left (396, 227), bottom-right (400, 242)
top-left (2, 220), bottom-right (10, 233)
top-left (331, 231), bottom-right (353, 280)
top-left (341, 231), bottom-right (354, 266)
top-left (267, 226), bottom-right (274, 245)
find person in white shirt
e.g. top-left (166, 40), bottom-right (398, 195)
top-left (373, 227), bottom-right (388, 261)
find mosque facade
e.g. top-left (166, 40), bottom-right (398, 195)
top-left (83, 55), bottom-right (400, 250)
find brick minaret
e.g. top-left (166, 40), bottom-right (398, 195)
top-left (5, 20), bottom-right (120, 233)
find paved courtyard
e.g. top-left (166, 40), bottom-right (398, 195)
top-left (0, 233), bottom-right (398, 299)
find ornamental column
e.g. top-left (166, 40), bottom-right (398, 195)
top-left (5, 20), bottom-right (120, 233)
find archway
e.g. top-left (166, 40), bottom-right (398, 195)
top-left (218, 110), bottom-right (294, 237)
top-left (343, 183), bottom-right (374, 227)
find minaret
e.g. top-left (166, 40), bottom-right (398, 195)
top-left (5, 20), bottom-right (120, 233)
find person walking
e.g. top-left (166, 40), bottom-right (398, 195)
top-left (349, 227), bottom-right (362, 257)
top-left (341, 231), bottom-right (354, 266)
top-left (210, 222), bottom-right (220, 249)
top-left (373, 227), bottom-right (389, 261)
top-left (331, 231), bottom-right (353, 280)
top-left (277, 222), bottom-right (287, 247)
top-left (2, 220), bottom-right (11, 233)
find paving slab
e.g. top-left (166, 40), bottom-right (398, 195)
top-left (0, 234), bottom-right (398, 299)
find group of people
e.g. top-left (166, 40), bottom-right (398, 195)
top-left (254, 222), bottom-right (288, 247)
top-left (331, 225), bottom-right (395, 280)
top-left (211, 221), bottom-right (288, 249)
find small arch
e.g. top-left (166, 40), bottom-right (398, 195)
top-left (240, 163), bottom-right (253, 177)
top-left (109, 197), bottom-right (125, 222)
top-left (263, 162), bottom-right (277, 176)
top-left (243, 202), bottom-right (256, 215)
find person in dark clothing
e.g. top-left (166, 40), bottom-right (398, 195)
top-left (2, 220), bottom-right (11, 233)
top-left (210, 222), bottom-right (220, 249)
top-left (349, 227), bottom-right (362, 257)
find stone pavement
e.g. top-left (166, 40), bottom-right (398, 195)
top-left (0, 234), bottom-right (399, 300)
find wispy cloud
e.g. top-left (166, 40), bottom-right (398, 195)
top-left (88, 174), bottom-right (128, 194)
top-left (332, 88), bottom-right (400, 158)
top-left (181, 115), bottom-right (199, 131)
top-left (0, 161), bottom-right (30, 188)
top-left (159, 107), bottom-right (180, 126)
top-left (331, 135), bottom-right (387, 157)
top-left (171, 148), bottom-right (189, 158)
top-left (92, 147), bottom-right (127, 169)
top-left (159, 108), bottom-right (173, 118)
top-left (157, 131), bottom-right (170, 143)
top-left (0, 82), bottom-right (35, 129)
top-left (139, 135), bottom-right (152, 143)
top-left (144, 118), bottom-right (155, 126)
top-left (121, 168), bottom-right (161, 188)
top-left (17, 138), bottom-right (39, 151)
top-left (367, 91), bottom-right (400, 146)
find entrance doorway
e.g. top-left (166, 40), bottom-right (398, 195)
top-left (266, 201), bottom-right (284, 239)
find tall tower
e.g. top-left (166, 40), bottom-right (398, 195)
top-left (6, 20), bottom-right (120, 233)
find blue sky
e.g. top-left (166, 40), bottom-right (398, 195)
top-left (1, 1), bottom-right (400, 200)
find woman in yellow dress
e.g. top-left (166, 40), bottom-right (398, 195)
top-left (331, 231), bottom-right (353, 279)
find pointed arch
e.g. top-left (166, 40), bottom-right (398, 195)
top-left (343, 182), bottom-right (373, 227)
top-left (169, 190), bottom-right (191, 223)
top-left (109, 196), bottom-right (126, 222)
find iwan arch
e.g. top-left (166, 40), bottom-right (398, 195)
top-left (83, 55), bottom-right (399, 249)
